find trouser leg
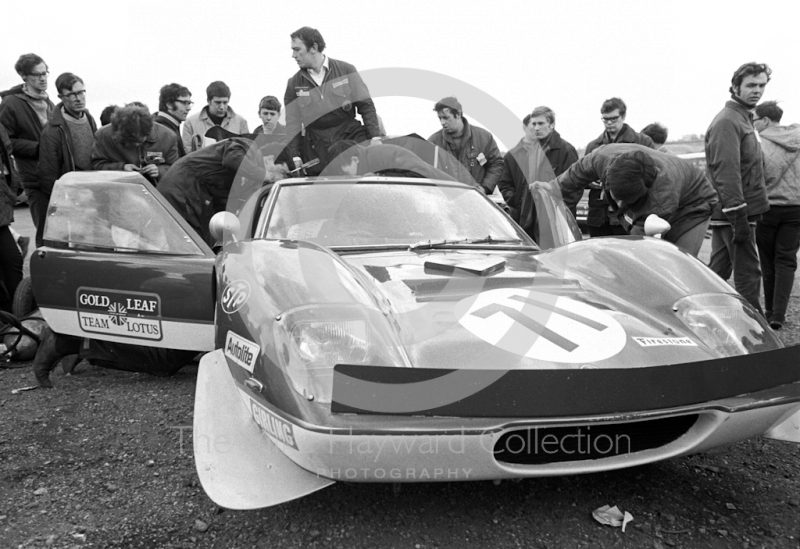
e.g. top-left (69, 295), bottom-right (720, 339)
top-left (670, 218), bottom-right (710, 257)
top-left (708, 225), bottom-right (733, 281)
top-left (0, 225), bottom-right (23, 314)
top-left (770, 206), bottom-right (800, 316)
top-left (26, 188), bottom-right (50, 248)
top-left (731, 226), bottom-right (763, 314)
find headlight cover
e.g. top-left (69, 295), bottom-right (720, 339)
top-left (273, 304), bottom-right (410, 403)
top-left (674, 293), bottom-right (781, 356)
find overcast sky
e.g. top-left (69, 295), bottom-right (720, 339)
top-left (3, 0), bottom-right (797, 151)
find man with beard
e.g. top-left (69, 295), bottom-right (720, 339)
top-left (705, 62), bottom-right (771, 314)
top-left (284, 26), bottom-right (381, 174)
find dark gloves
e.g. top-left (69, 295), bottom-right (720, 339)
top-left (724, 206), bottom-right (751, 245)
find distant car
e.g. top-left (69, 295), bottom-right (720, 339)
top-left (31, 171), bottom-right (800, 511)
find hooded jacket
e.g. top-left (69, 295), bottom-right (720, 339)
top-left (583, 123), bottom-right (655, 227)
top-left (558, 144), bottom-right (718, 241)
top-left (37, 103), bottom-right (98, 195)
top-left (0, 84), bottom-right (55, 186)
top-left (705, 100), bottom-right (769, 221)
top-left (758, 123), bottom-right (800, 206)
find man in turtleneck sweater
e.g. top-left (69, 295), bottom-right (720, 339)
top-left (705, 62), bottom-right (772, 314)
top-left (36, 72), bottom-right (98, 247)
top-left (0, 53), bottom-right (55, 240)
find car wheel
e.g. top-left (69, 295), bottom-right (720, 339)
top-left (12, 277), bottom-right (37, 319)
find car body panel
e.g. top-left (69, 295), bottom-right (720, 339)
top-left (31, 171), bottom-right (216, 351)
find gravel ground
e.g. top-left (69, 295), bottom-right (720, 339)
top-left (2, 227), bottom-right (799, 548)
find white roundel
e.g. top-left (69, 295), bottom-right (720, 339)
top-left (454, 288), bottom-right (626, 363)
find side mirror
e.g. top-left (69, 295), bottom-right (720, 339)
top-left (209, 211), bottom-right (240, 244)
top-left (644, 214), bottom-right (671, 238)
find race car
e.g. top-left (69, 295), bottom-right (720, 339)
top-left (31, 171), bottom-right (800, 510)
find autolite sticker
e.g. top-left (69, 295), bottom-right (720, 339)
top-left (224, 331), bottom-right (259, 373)
top-left (633, 337), bottom-right (697, 347)
top-left (76, 287), bottom-right (162, 341)
top-left (249, 399), bottom-right (298, 450)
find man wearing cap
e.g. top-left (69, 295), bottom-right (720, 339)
top-left (182, 81), bottom-right (249, 153)
top-left (705, 62), bottom-right (771, 313)
top-left (284, 26), bottom-right (381, 174)
top-left (428, 97), bottom-right (503, 194)
top-left (547, 144), bottom-right (717, 257)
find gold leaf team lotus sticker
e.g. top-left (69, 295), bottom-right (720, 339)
top-left (76, 287), bottom-right (162, 341)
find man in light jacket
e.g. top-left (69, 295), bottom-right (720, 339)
top-left (753, 101), bottom-right (800, 329)
top-left (181, 81), bottom-right (249, 153)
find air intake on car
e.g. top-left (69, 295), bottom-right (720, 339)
top-left (493, 415), bottom-right (698, 465)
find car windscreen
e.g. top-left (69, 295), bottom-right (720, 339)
top-left (264, 181), bottom-right (528, 247)
top-left (44, 178), bottom-right (205, 255)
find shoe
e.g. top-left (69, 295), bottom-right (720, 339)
top-left (17, 236), bottom-right (30, 259)
top-left (32, 326), bottom-right (65, 388)
top-left (61, 355), bottom-right (79, 375)
top-left (769, 313), bottom-right (785, 330)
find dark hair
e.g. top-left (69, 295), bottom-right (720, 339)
top-left (14, 53), bottom-right (46, 77)
top-left (600, 97), bottom-right (627, 117)
top-left (605, 151), bottom-right (657, 208)
top-left (640, 123), bottom-right (668, 146)
top-left (531, 106), bottom-right (555, 125)
top-left (100, 105), bottom-right (118, 126)
top-left (433, 97), bottom-right (462, 118)
top-left (111, 106), bottom-right (154, 147)
top-left (260, 142), bottom-right (293, 167)
top-left (258, 95), bottom-right (282, 112)
top-left (730, 62), bottom-right (772, 95)
top-left (290, 26), bottom-right (326, 53)
top-left (125, 101), bottom-right (149, 109)
top-left (206, 81), bottom-right (231, 101)
top-left (159, 83), bottom-right (191, 112)
top-left (522, 114), bottom-right (532, 127)
top-left (55, 73), bottom-right (84, 95)
top-left (755, 100), bottom-right (783, 123)
top-left (326, 140), bottom-right (362, 171)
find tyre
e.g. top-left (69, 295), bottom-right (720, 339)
top-left (12, 276), bottom-right (36, 319)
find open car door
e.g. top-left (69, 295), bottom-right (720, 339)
top-left (31, 172), bottom-right (216, 351)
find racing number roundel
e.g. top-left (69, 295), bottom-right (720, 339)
top-left (454, 288), bottom-right (626, 363)
top-left (220, 280), bottom-right (251, 315)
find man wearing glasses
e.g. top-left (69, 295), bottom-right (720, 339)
top-left (37, 73), bottom-right (98, 247)
top-left (584, 97), bottom-right (655, 237)
top-left (154, 84), bottom-right (192, 157)
top-left (0, 53), bottom-right (55, 239)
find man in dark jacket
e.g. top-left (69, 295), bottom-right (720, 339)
top-left (326, 140), bottom-right (455, 180)
top-left (158, 138), bottom-right (290, 246)
top-left (428, 97), bottom-right (504, 194)
top-left (36, 73), bottom-right (98, 247)
top-left (284, 26), bottom-right (381, 174)
top-left (92, 105), bottom-right (179, 185)
top-left (551, 144), bottom-right (717, 257)
top-left (705, 62), bottom-right (772, 313)
top-left (0, 53), bottom-right (55, 236)
top-left (154, 83), bottom-right (192, 157)
top-left (584, 97), bottom-right (655, 237)
top-left (498, 107), bottom-right (578, 240)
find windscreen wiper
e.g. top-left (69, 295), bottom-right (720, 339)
top-left (408, 236), bottom-right (524, 251)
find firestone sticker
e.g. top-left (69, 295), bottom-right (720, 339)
top-left (76, 287), bottom-right (162, 341)
top-left (455, 288), bottom-right (626, 363)
top-left (249, 399), bottom-right (298, 450)
top-left (633, 337), bottom-right (697, 347)
top-left (224, 331), bottom-right (259, 373)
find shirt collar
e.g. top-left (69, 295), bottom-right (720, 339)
top-left (308, 55), bottom-right (329, 79)
top-left (156, 111), bottom-right (181, 126)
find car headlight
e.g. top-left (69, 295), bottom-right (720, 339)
top-left (273, 304), bottom-right (409, 403)
top-left (674, 293), bottom-right (781, 356)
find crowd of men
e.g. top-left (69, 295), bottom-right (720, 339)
top-left (0, 25), bottom-right (796, 386)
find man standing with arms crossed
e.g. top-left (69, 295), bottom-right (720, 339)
top-left (705, 62), bottom-right (771, 314)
